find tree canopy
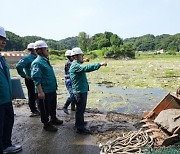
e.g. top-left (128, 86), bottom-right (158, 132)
top-left (5, 32), bottom-right (78, 51)
top-left (4, 30), bottom-right (180, 56)
top-left (124, 33), bottom-right (180, 52)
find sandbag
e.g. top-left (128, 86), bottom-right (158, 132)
top-left (154, 109), bottom-right (180, 134)
top-left (11, 78), bottom-right (25, 99)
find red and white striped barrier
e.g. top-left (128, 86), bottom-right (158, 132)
top-left (0, 51), bottom-right (26, 57)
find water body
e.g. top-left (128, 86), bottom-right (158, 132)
top-left (96, 86), bottom-right (168, 115)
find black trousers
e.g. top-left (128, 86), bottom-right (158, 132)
top-left (25, 78), bottom-right (38, 113)
top-left (37, 92), bottom-right (57, 124)
top-left (74, 93), bottom-right (87, 129)
top-left (0, 102), bottom-right (14, 153)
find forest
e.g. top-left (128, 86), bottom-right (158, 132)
top-left (4, 31), bottom-right (180, 59)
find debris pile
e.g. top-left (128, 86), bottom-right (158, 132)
top-left (100, 129), bottom-right (153, 154)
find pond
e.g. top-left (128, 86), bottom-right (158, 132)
top-left (95, 86), bottom-right (168, 115)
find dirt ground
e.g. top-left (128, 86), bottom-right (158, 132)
top-left (12, 100), bottom-right (140, 154)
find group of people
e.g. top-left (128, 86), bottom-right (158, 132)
top-left (0, 26), bottom-right (107, 153)
top-left (17, 40), bottom-right (63, 133)
top-left (1, 25), bottom-right (179, 154)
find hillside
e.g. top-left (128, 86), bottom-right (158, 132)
top-left (4, 31), bottom-right (180, 53)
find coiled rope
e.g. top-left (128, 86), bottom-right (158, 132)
top-left (99, 129), bottom-right (154, 154)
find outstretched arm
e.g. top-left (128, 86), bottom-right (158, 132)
top-left (79, 62), bottom-right (107, 73)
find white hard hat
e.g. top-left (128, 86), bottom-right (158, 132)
top-left (71, 47), bottom-right (83, 56)
top-left (27, 43), bottom-right (35, 49)
top-left (65, 50), bottom-right (72, 56)
top-left (34, 40), bottom-right (48, 49)
top-left (0, 26), bottom-right (8, 40)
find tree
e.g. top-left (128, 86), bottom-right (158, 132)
top-left (5, 31), bottom-right (24, 51)
top-left (97, 38), bottom-right (110, 49)
top-left (120, 43), bottom-right (135, 58)
top-left (5, 31), bottom-right (78, 51)
top-left (78, 32), bottom-right (89, 52)
top-left (104, 43), bottom-right (135, 58)
top-left (88, 33), bottom-right (112, 50)
top-left (104, 31), bottom-right (113, 41)
top-left (110, 34), bottom-right (123, 47)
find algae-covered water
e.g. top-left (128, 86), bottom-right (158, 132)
top-left (95, 86), bottom-right (168, 115)
top-left (11, 57), bottom-right (179, 116)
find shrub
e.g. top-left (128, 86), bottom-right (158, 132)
top-left (103, 45), bottom-right (135, 59)
top-left (49, 49), bottom-right (66, 56)
top-left (166, 50), bottom-right (177, 55)
top-left (86, 51), bottom-right (98, 59)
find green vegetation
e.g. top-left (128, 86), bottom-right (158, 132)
top-left (4, 30), bottom-right (180, 60)
top-left (78, 31), bottom-right (134, 58)
top-left (5, 31), bottom-right (78, 51)
top-left (135, 52), bottom-right (180, 59)
top-left (124, 33), bottom-right (180, 52)
top-left (10, 53), bottom-right (179, 111)
top-left (45, 53), bottom-right (179, 109)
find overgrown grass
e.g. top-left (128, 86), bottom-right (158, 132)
top-left (135, 52), bottom-right (180, 59)
top-left (10, 53), bottom-right (180, 109)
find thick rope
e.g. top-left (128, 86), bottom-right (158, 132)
top-left (99, 129), bottom-right (154, 154)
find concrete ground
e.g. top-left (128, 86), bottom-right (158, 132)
top-left (12, 102), bottom-right (140, 154)
top-left (12, 105), bottom-right (100, 154)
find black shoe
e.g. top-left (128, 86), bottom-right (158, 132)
top-left (29, 110), bottom-right (40, 117)
top-left (50, 118), bottom-right (63, 125)
top-left (76, 128), bottom-right (91, 134)
top-left (84, 121), bottom-right (88, 125)
top-left (3, 145), bottom-right (22, 154)
top-left (43, 123), bottom-right (58, 132)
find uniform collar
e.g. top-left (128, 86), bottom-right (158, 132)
top-left (30, 53), bottom-right (37, 58)
top-left (38, 55), bottom-right (48, 61)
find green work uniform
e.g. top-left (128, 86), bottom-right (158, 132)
top-left (0, 56), bottom-right (12, 105)
top-left (16, 53), bottom-right (36, 78)
top-left (69, 60), bottom-right (101, 94)
top-left (31, 55), bottom-right (57, 93)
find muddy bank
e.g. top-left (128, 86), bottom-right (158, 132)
top-left (12, 100), bottom-right (140, 154)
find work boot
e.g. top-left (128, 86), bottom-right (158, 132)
top-left (62, 107), bottom-right (69, 115)
top-left (29, 110), bottom-right (40, 117)
top-left (50, 118), bottom-right (63, 125)
top-left (76, 128), bottom-right (91, 135)
top-left (3, 145), bottom-right (22, 154)
top-left (43, 122), bottom-right (58, 132)
top-left (84, 121), bottom-right (88, 126)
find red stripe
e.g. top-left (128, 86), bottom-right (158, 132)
top-left (0, 51), bottom-right (26, 57)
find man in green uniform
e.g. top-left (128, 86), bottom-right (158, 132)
top-left (69, 47), bottom-right (107, 134)
top-left (31, 40), bottom-right (63, 132)
top-left (16, 43), bottom-right (39, 117)
top-left (0, 26), bottom-right (22, 153)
